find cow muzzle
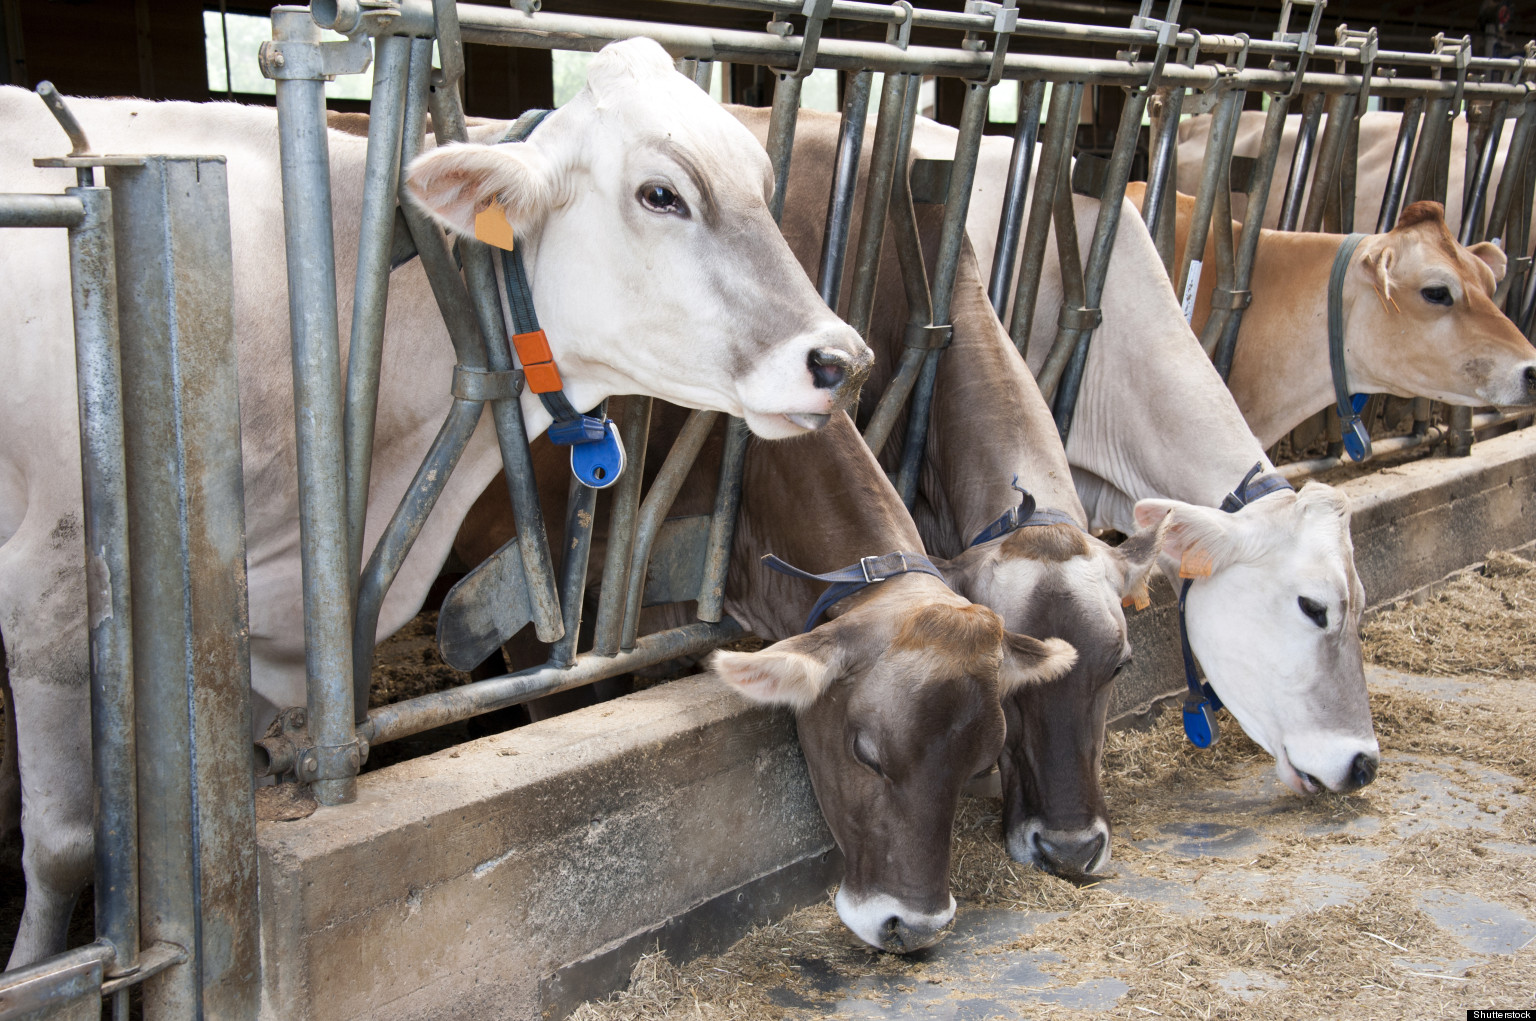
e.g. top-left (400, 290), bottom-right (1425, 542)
top-left (834, 888), bottom-right (956, 954)
top-left (1009, 818), bottom-right (1112, 879)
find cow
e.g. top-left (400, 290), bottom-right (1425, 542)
top-left (725, 106), bottom-right (1168, 879)
top-left (1175, 109), bottom-right (1517, 237)
top-left (0, 38), bottom-right (874, 968)
top-left (453, 404), bottom-right (1077, 952)
top-left (928, 125), bottom-right (1381, 800)
top-left (1126, 181), bottom-right (1536, 447)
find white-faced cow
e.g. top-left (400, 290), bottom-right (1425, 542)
top-left (925, 124), bottom-right (1381, 800)
top-left (1127, 182), bottom-right (1536, 446)
top-left (0, 38), bottom-right (873, 968)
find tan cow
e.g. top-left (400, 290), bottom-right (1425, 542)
top-left (1128, 182), bottom-right (1536, 447)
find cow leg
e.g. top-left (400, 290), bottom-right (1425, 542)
top-left (0, 514), bottom-right (95, 968)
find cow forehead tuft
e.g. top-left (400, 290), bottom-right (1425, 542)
top-left (999, 523), bottom-right (1091, 563)
top-left (890, 603), bottom-right (1006, 678)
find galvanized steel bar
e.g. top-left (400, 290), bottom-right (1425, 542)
top-left (765, 72), bottom-right (805, 223)
top-left (1302, 91), bottom-right (1357, 233)
top-left (1405, 96), bottom-right (1454, 207)
top-left (65, 186), bottom-right (138, 978)
top-left (343, 32), bottom-right (412, 587)
top-left (1176, 85), bottom-right (1242, 301)
top-left (898, 77), bottom-right (993, 506)
top-left (621, 410), bottom-right (721, 651)
top-left (846, 73), bottom-right (912, 337)
top-left (1051, 85), bottom-right (1151, 440)
top-left (1484, 98), bottom-right (1536, 254)
top-left (549, 474), bottom-right (599, 669)
top-left (109, 152), bottom-right (258, 1019)
top-left (1459, 100), bottom-right (1508, 246)
top-left (1034, 167), bottom-right (1086, 402)
top-left (818, 69), bottom-right (874, 308)
top-left (1375, 96), bottom-right (1423, 231)
top-left (988, 79), bottom-right (1046, 316)
top-left (0, 193), bottom-right (85, 228)
top-left (1009, 80), bottom-right (1081, 357)
top-left (592, 396), bottom-right (652, 655)
top-left (362, 620), bottom-right (744, 747)
top-left (427, 70), bottom-right (564, 646)
top-left (1142, 84), bottom-right (1185, 276)
top-left (352, 398), bottom-right (483, 711)
top-left (271, 6), bottom-right (358, 807)
top-left (697, 416), bottom-right (750, 622)
top-left (1277, 91), bottom-right (1324, 232)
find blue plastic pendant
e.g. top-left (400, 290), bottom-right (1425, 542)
top-left (1342, 394), bottom-right (1372, 462)
top-left (1182, 698), bottom-right (1221, 749)
top-left (569, 418), bottom-right (625, 489)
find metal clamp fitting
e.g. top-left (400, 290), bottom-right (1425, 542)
top-left (903, 323), bottom-right (954, 349)
top-left (259, 16), bottom-right (373, 82)
top-left (1058, 305), bottom-right (1103, 330)
top-left (886, 1), bottom-right (914, 49)
top-left (451, 365), bottom-right (523, 402)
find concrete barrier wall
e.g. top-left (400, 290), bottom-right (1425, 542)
top-left (258, 428), bottom-right (1536, 1020)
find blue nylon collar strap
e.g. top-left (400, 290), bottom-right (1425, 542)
top-left (1329, 232), bottom-right (1372, 462)
top-left (762, 551), bottom-right (947, 633)
top-left (1179, 462), bottom-right (1296, 748)
top-left (494, 111), bottom-right (625, 489)
top-left (967, 476), bottom-right (1085, 549)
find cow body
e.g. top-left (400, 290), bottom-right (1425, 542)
top-left (941, 126), bottom-right (1380, 799)
top-left (0, 39), bottom-right (872, 967)
top-left (1128, 183), bottom-right (1536, 446)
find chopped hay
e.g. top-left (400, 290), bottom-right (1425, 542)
top-left (569, 546), bottom-right (1536, 1021)
top-left (1364, 550), bottom-right (1536, 678)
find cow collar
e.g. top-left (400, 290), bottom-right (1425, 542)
top-left (482, 110), bottom-right (626, 489)
top-left (762, 552), bottom-right (947, 633)
top-left (967, 476), bottom-right (1083, 549)
top-left (1178, 462), bottom-right (1295, 749)
top-left (1329, 232), bottom-right (1372, 463)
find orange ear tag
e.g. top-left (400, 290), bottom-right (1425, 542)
top-left (1178, 549), bottom-right (1214, 579)
top-left (474, 203), bottom-right (517, 251)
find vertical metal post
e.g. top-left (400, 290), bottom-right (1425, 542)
top-left (1405, 96), bottom-right (1454, 207)
top-left (109, 154), bottom-right (258, 1019)
top-left (989, 79), bottom-right (1046, 316)
top-left (765, 71), bottom-right (805, 223)
top-left (66, 186), bottom-right (138, 979)
top-left (1376, 96), bottom-right (1424, 231)
top-left (1142, 85), bottom-right (1186, 274)
top-left (817, 69), bottom-right (874, 308)
top-left (1459, 99), bottom-right (1508, 245)
top-left (1009, 81), bottom-right (1082, 357)
top-left (846, 73), bottom-right (912, 337)
top-left (592, 396), bottom-right (652, 655)
top-left (1302, 92), bottom-right (1357, 233)
top-left (696, 416), bottom-right (750, 622)
top-left (270, 6), bottom-right (358, 806)
top-left (548, 474), bottom-right (598, 669)
top-left (897, 78), bottom-right (994, 506)
top-left (1277, 91), bottom-right (1325, 231)
top-left (343, 32), bottom-right (411, 585)
top-left (1177, 85), bottom-right (1242, 300)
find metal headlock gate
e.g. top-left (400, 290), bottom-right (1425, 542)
top-left (2, 0), bottom-right (1535, 1016)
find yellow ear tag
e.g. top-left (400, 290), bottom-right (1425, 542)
top-left (1121, 584), bottom-right (1151, 612)
top-left (1178, 549), bottom-right (1214, 579)
top-left (474, 203), bottom-right (516, 251)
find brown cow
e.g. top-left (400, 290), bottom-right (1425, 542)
top-left (1128, 183), bottom-right (1536, 447)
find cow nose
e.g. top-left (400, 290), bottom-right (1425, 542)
top-left (1524, 365), bottom-right (1536, 395)
top-left (1034, 831), bottom-right (1108, 878)
top-left (808, 347), bottom-right (849, 390)
top-left (878, 915), bottom-right (947, 954)
top-left (1345, 751), bottom-right (1379, 791)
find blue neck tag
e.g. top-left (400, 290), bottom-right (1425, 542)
top-left (568, 418), bottom-right (626, 489)
top-left (1341, 392), bottom-right (1372, 462)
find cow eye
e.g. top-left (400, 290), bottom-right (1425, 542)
top-left (852, 732), bottom-right (883, 777)
top-left (637, 182), bottom-right (688, 217)
top-left (1421, 285), bottom-right (1453, 307)
top-left (1298, 596), bottom-right (1328, 629)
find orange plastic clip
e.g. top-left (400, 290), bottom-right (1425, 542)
top-left (513, 330), bottom-right (562, 393)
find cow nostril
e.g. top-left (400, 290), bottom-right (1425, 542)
top-left (1349, 752), bottom-right (1379, 790)
top-left (1301, 771), bottom-right (1324, 793)
top-left (1524, 365), bottom-right (1536, 393)
top-left (808, 348), bottom-right (847, 390)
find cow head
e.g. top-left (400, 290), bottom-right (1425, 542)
top-left (1348, 202), bottom-right (1535, 408)
top-left (404, 38), bottom-right (871, 440)
top-left (712, 592), bottom-right (1076, 952)
top-left (939, 519), bottom-right (1165, 879)
top-left (1134, 484), bottom-right (1380, 796)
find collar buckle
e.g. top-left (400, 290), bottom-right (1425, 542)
top-left (861, 552), bottom-right (906, 584)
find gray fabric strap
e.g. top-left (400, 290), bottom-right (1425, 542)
top-left (1328, 233), bottom-right (1369, 424)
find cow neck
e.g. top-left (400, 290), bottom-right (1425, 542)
top-left (488, 110), bottom-right (625, 489)
top-left (761, 552), bottom-right (947, 633)
top-left (1328, 233), bottom-right (1373, 461)
top-left (967, 476), bottom-right (1084, 549)
top-left (1177, 462), bottom-right (1295, 749)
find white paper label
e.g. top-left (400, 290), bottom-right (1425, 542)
top-left (1181, 259), bottom-right (1203, 323)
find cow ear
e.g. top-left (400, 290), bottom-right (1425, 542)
top-left (998, 633), bottom-right (1077, 694)
top-left (1133, 498), bottom-right (1258, 579)
top-left (1358, 236), bottom-right (1398, 306)
top-left (710, 631), bottom-right (844, 711)
top-left (1467, 241), bottom-right (1507, 287)
top-left (404, 141), bottom-right (556, 238)
top-left (1108, 510), bottom-right (1170, 610)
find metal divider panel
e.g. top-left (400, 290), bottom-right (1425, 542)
top-left (437, 539), bottom-right (537, 671)
top-left (641, 515), bottom-right (714, 607)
